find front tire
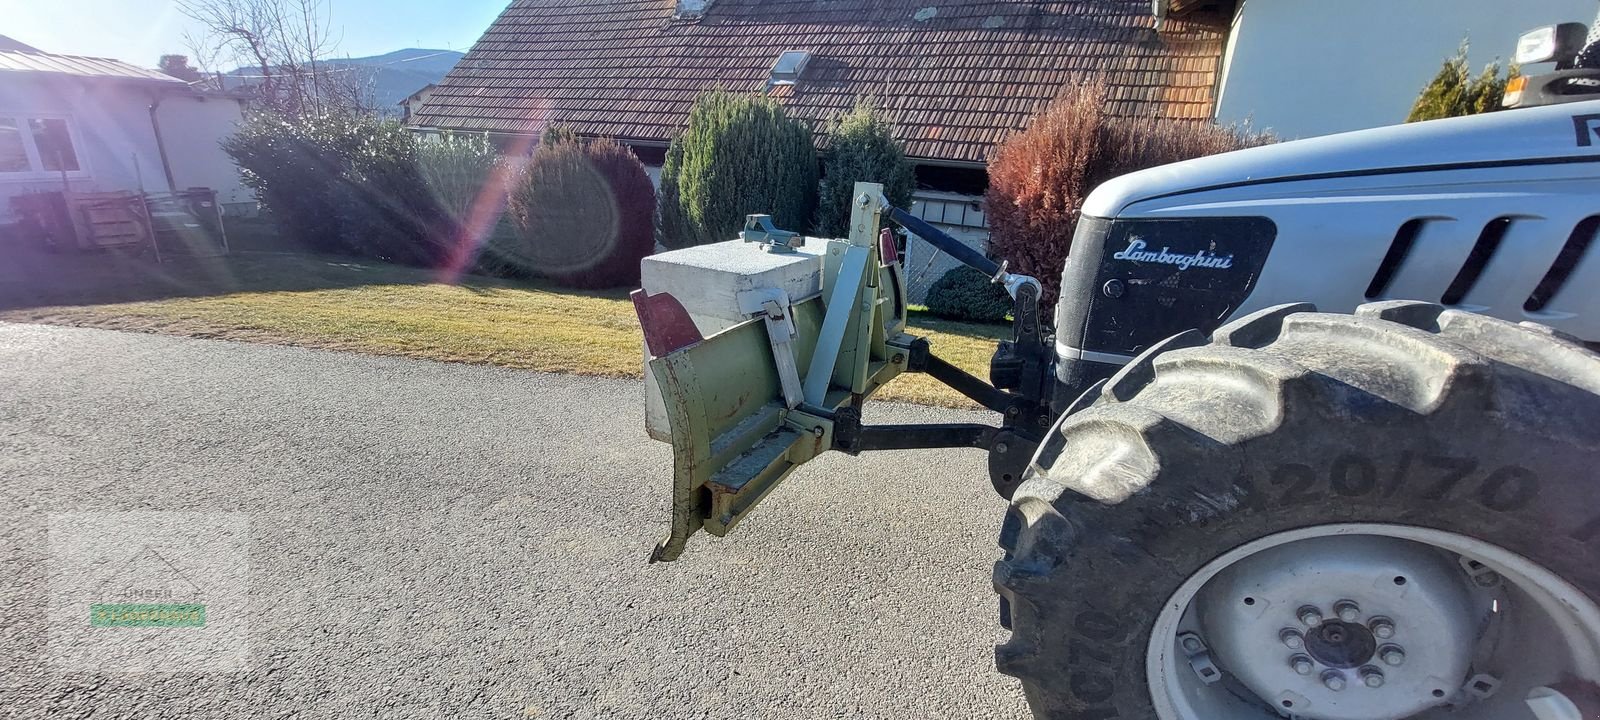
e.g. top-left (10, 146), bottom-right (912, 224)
top-left (995, 301), bottom-right (1600, 719)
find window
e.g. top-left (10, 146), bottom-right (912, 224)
top-left (768, 51), bottom-right (811, 86)
top-left (30, 118), bottom-right (79, 172)
top-left (0, 120), bottom-right (27, 173)
top-left (0, 114), bottom-right (85, 177)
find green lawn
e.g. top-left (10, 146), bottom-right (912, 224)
top-left (0, 242), bottom-right (1007, 408)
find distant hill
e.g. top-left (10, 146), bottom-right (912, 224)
top-left (222, 48), bottom-right (463, 115)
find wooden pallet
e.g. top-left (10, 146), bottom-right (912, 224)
top-left (68, 192), bottom-right (152, 250)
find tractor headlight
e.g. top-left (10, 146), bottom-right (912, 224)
top-left (1515, 23), bottom-right (1588, 66)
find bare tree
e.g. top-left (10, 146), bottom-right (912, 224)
top-left (179, 0), bottom-right (368, 116)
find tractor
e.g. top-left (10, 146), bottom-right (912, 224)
top-left (630, 25), bottom-right (1600, 720)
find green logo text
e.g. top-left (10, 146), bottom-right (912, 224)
top-left (90, 604), bottom-right (206, 627)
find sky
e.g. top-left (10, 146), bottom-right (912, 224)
top-left (2, 0), bottom-right (508, 66)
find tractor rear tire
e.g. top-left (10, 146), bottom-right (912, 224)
top-left (994, 301), bottom-right (1600, 719)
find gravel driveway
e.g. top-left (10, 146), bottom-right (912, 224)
top-left (0, 323), bottom-right (1028, 719)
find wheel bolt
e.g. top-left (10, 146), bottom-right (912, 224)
top-left (1290, 655), bottom-right (1314, 675)
top-left (1298, 605), bottom-right (1324, 626)
top-left (1360, 666), bottom-right (1385, 688)
top-left (1334, 600), bottom-right (1361, 622)
top-left (1369, 617), bottom-right (1396, 639)
top-left (1280, 628), bottom-right (1304, 649)
top-left (1181, 636), bottom-right (1202, 653)
top-left (1322, 670), bottom-right (1346, 691)
top-left (1379, 645), bottom-right (1406, 666)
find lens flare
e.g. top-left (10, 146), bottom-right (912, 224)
top-left (435, 132), bottom-right (534, 285)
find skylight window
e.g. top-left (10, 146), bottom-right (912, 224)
top-left (768, 51), bottom-right (811, 86)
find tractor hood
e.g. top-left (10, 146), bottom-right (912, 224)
top-left (1084, 99), bottom-right (1600, 219)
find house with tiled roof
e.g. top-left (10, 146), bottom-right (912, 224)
top-left (418, 0), bottom-right (1596, 163)
top-left (414, 0), bottom-right (1228, 169)
top-left (414, 0), bottom-right (1588, 297)
top-left (414, 0), bottom-right (1233, 298)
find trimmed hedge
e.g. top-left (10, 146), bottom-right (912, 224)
top-left (228, 117), bottom-right (653, 288)
top-left (416, 133), bottom-right (501, 224)
top-left (814, 99), bottom-right (915, 237)
top-left (223, 113), bottom-right (452, 266)
top-left (503, 137), bottom-right (656, 289)
top-left (925, 266), bottom-right (1012, 323)
top-left (413, 133), bottom-right (509, 276)
top-left (656, 90), bottom-right (818, 248)
top-left (985, 81), bottom-right (1271, 308)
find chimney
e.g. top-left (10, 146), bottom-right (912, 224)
top-left (674, 0), bottom-right (714, 20)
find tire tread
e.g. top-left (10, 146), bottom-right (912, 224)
top-left (997, 301), bottom-right (1600, 717)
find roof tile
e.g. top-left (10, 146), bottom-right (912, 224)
top-left (417, 0), bottom-right (1224, 163)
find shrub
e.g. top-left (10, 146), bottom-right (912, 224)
top-left (224, 113), bottom-right (452, 266)
top-left (416, 133), bottom-right (501, 224)
top-left (925, 266), bottom-right (1012, 323)
top-left (223, 113), bottom-right (359, 252)
top-left (1407, 42), bottom-right (1519, 122)
top-left (414, 133), bottom-right (509, 275)
top-left (814, 99), bottom-right (915, 236)
top-left (503, 137), bottom-right (656, 288)
top-left (540, 124), bottom-right (578, 148)
top-left (986, 81), bottom-right (1271, 307)
top-left (656, 90), bottom-right (818, 249)
top-left (333, 121), bottom-right (454, 266)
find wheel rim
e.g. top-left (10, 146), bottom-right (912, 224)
top-left (1147, 523), bottom-right (1600, 720)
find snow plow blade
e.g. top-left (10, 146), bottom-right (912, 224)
top-left (636, 183), bottom-right (910, 562)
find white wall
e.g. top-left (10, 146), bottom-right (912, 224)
top-left (1215, 0), bottom-right (1597, 139)
top-left (0, 76), bottom-right (166, 221)
top-left (154, 94), bottom-right (248, 203)
top-left (0, 76), bottom-right (249, 223)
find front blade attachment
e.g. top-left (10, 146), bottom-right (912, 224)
top-left (639, 182), bottom-right (911, 562)
top-left (644, 296), bottom-right (830, 562)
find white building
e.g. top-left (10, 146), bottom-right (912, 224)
top-left (1191, 0), bottom-right (1599, 138)
top-left (0, 38), bottom-right (251, 225)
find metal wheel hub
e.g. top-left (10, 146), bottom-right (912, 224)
top-left (1192, 534), bottom-right (1475, 720)
top-left (1303, 620), bottom-right (1377, 669)
top-left (1147, 524), bottom-right (1600, 720)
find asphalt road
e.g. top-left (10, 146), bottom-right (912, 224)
top-left (0, 323), bottom-right (1029, 719)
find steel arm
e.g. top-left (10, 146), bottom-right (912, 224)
top-left (832, 416), bottom-right (999, 454)
top-left (888, 206), bottom-right (1000, 277)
